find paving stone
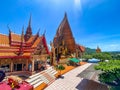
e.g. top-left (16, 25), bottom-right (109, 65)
top-left (45, 63), bottom-right (92, 90)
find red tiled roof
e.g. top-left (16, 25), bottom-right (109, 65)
top-left (22, 53), bottom-right (31, 56)
top-left (11, 33), bottom-right (24, 42)
top-left (26, 36), bottom-right (36, 43)
top-left (32, 37), bottom-right (42, 48)
top-left (0, 52), bottom-right (16, 57)
top-left (0, 31), bottom-right (49, 58)
top-left (79, 45), bottom-right (85, 52)
top-left (0, 34), bottom-right (9, 47)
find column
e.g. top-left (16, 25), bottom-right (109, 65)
top-left (10, 60), bottom-right (13, 72)
top-left (26, 59), bottom-right (28, 71)
top-left (32, 60), bottom-right (34, 72)
top-left (45, 56), bottom-right (47, 69)
top-left (53, 48), bottom-right (56, 65)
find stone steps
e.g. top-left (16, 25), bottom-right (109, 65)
top-left (42, 72), bottom-right (55, 85)
top-left (25, 66), bottom-right (58, 89)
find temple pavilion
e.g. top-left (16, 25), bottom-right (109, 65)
top-left (0, 16), bottom-right (49, 75)
top-left (52, 13), bottom-right (85, 62)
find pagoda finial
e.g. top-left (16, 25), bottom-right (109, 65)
top-left (28, 13), bottom-right (32, 27)
top-left (43, 29), bottom-right (46, 36)
top-left (97, 45), bottom-right (99, 49)
top-left (64, 12), bottom-right (67, 19)
top-left (37, 28), bottom-right (40, 36)
top-left (25, 14), bottom-right (32, 42)
top-left (21, 26), bottom-right (24, 42)
top-left (22, 26), bottom-right (24, 34)
top-left (18, 26), bottom-right (24, 56)
top-left (7, 24), bottom-right (11, 33)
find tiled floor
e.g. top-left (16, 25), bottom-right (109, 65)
top-left (45, 63), bottom-right (92, 90)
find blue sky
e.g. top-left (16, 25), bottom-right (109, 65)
top-left (0, 0), bottom-right (120, 51)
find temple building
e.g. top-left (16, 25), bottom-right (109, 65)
top-left (53, 13), bottom-right (85, 61)
top-left (0, 16), bottom-right (49, 75)
top-left (96, 46), bottom-right (101, 53)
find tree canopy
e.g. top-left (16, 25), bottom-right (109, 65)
top-left (95, 60), bottom-right (120, 85)
top-left (82, 54), bottom-right (93, 60)
top-left (92, 52), bottom-right (112, 61)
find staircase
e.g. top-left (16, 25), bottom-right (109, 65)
top-left (44, 67), bottom-right (57, 78)
top-left (25, 66), bottom-right (58, 89)
top-left (42, 72), bottom-right (55, 85)
top-left (25, 73), bottom-right (44, 88)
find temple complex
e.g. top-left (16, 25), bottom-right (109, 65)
top-left (0, 16), bottom-right (49, 75)
top-left (52, 13), bottom-right (85, 63)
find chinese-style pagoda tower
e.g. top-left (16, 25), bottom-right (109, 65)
top-left (53, 13), bottom-right (76, 56)
top-left (24, 14), bottom-right (32, 41)
top-left (96, 46), bottom-right (101, 53)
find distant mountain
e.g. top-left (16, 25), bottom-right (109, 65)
top-left (107, 51), bottom-right (120, 55)
top-left (85, 47), bottom-right (96, 54)
top-left (108, 51), bottom-right (120, 53)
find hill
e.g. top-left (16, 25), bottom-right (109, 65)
top-left (85, 47), bottom-right (96, 54)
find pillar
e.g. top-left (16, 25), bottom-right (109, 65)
top-left (10, 60), bottom-right (13, 72)
top-left (53, 48), bottom-right (56, 65)
top-left (32, 60), bottom-right (34, 72)
top-left (26, 59), bottom-right (28, 71)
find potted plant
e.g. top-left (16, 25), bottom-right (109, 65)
top-left (55, 64), bottom-right (65, 78)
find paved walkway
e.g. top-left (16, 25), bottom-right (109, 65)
top-left (45, 63), bottom-right (92, 90)
top-left (77, 63), bottom-right (101, 81)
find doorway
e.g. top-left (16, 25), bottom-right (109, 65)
top-left (17, 64), bottom-right (22, 71)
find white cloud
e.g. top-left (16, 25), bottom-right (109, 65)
top-left (85, 43), bottom-right (120, 51)
top-left (74, 0), bottom-right (82, 10)
top-left (101, 44), bottom-right (120, 51)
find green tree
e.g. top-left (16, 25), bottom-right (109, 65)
top-left (82, 54), bottom-right (93, 61)
top-left (85, 47), bottom-right (96, 54)
top-left (92, 52), bottom-right (112, 61)
top-left (95, 60), bottom-right (120, 85)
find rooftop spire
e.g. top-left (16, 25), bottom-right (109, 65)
top-left (43, 29), bottom-right (46, 36)
top-left (21, 26), bottom-right (24, 42)
top-left (28, 13), bottom-right (31, 27)
top-left (37, 28), bottom-right (40, 36)
top-left (7, 24), bottom-right (11, 33)
top-left (64, 12), bottom-right (67, 18)
top-left (97, 46), bottom-right (100, 49)
top-left (24, 14), bottom-right (32, 42)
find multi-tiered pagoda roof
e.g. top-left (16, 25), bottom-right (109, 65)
top-left (0, 17), bottom-right (49, 59)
